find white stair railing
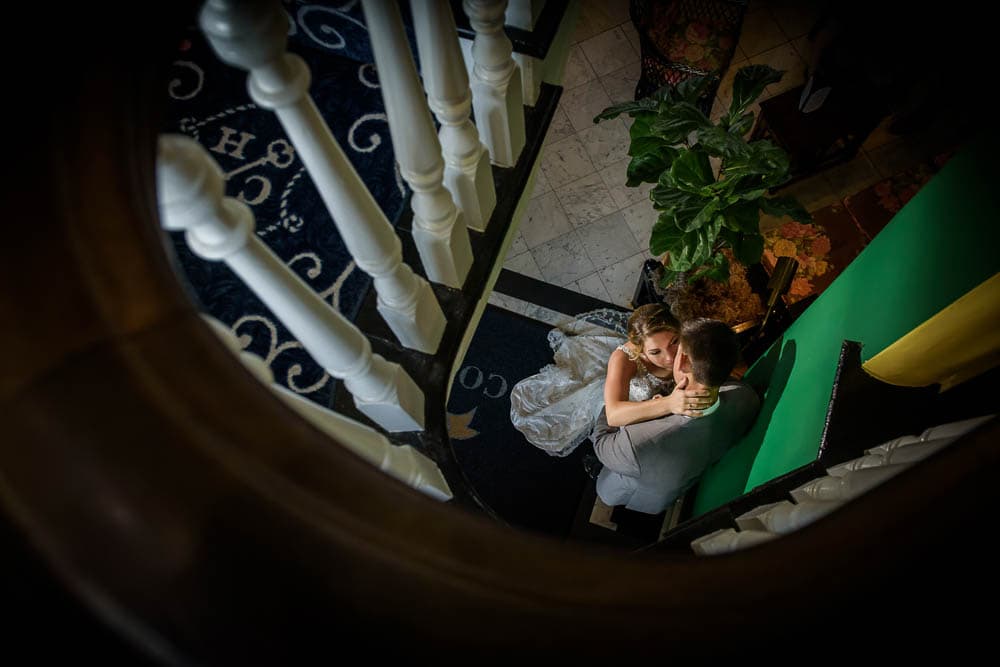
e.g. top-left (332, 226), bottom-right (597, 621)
top-left (198, 0), bottom-right (447, 353)
top-left (691, 414), bottom-right (996, 555)
top-left (362, 0), bottom-right (474, 288)
top-left (203, 315), bottom-right (452, 500)
top-left (506, 0), bottom-right (542, 107)
top-left (464, 0), bottom-right (526, 167)
top-left (412, 0), bottom-right (497, 232)
top-left (158, 135), bottom-right (425, 432)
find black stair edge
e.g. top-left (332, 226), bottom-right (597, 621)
top-left (494, 268), bottom-right (630, 318)
top-left (818, 340), bottom-right (939, 467)
top-left (333, 83), bottom-right (564, 518)
top-left (451, 0), bottom-right (569, 60)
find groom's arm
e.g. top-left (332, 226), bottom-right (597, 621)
top-left (593, 409), bottom-right (688, 477)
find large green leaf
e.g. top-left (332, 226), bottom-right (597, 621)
top-left (675, 74), bottom-right (719, 105)
top-left (721, 139), bottom-right (790, 187)
top-left (691, 251), bottom-right (730, 283)
top-left (629, 135), bottom-right (670, 158)
top-left (629, 112), bottom-right (656, 141)
top-left (731, 231), bottom-right (765, 265)
top-left (651, 83), bottom-right (681, 104)
top-left (750, 141), bottom-right (791, 185)
top-left (649, 181), bottom-right (692, 210)
top-left (594, 97), bottom-right (657, 122)
top-left (728, 111), bottom-right (755, 137)
top-left (760, 195), bottom-right (813, 223)
top-left (650, 102), bottom-right (712, 144)
top-left (696, 125), bottom-right (748, 160)
top-left (650, 212), bottom-right (685, 255)
top-left (728, 64), bottom-right (784, 119)
top-left (683, 198), bottom-right (720, 232)
top-left (626, 146), bottom-right (679, 186)
top-left (668, 149), bottom-right (714, 194)
top-left (722, 199), bottom-right (761, 233)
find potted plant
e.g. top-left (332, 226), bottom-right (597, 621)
top-left (594, 65), bottom-right (812, 325)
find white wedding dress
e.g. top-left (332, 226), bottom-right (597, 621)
top-left (509, 309), bottom-right (674, 457)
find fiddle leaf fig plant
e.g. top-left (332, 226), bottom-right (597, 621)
top-left (594, 64), bottom-right (812, 285)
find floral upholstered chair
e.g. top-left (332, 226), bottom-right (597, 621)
top-left (630, 0), bottom-right (748, 110)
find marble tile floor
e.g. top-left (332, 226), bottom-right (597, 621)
top-left (497, 0), bottom-right (966, 311)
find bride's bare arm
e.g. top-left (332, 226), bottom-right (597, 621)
top-left (603, 350), bottom-right (717, 427)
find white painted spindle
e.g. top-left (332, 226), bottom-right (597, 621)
top-left (506, 0), bottom-right (542, 106)
top-left (199, 0), bottom-right (446, 352)
top-left (691, 528), bottom-right (777, 556)
top-left (790, 465), bottom-right (908, 504)
top-left (464, 0), bottom-right (526, 167)
top-left (273, 385), bottom-right (453, 500)
top-left (412, 0), bottom-right (497, 232)
top-left (203, 314), bottom-right (451, 499)
top-left (362, 0), bottom-right (474, 288)
top-left (159, 135), bottom-right (425, 432)
top-left (736, 499), bottom-right (842, 535)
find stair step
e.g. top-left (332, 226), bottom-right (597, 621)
top-left (494, 268), bottom-right (628, 318)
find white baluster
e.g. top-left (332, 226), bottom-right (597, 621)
top-left (736, 499), bottom-right (842, 535)
top-left (272, 385), bottom-right (453, 501)
top-left (198, 0), bottom-right (446, 352)
top-left (203, 315), bottom-right (452, 500)
top-left (919, 414), bottom-right (995, 441)
top-left (464, 0), bottom-right (526, 167)
top-left (691, 528), bottom-right (777, 556)
top-left (158, 135), bottom-right (425, 432)
top-left (505, 0), bottom-right (542, 106)
top-left (362, 0), bottom-right (474, 288)
top-left (790, 464), bottom-right (908, 504)
top-left (412, 0), bottom-right (497, 232)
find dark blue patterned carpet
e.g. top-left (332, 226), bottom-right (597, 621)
top-left (163, 1), bottom-right (419, 408)
top-left (447, 306), bottom-right (591, 538)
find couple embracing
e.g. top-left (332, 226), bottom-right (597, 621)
top-left (510, 304), bottom-right (760, 515)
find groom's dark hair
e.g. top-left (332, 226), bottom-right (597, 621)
top-left (679, 318), bottom-right (740, 387)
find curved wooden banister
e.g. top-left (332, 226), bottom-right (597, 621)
top-left (2, 4), bottom-right (998, 662)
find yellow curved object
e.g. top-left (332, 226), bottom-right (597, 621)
top-left (864, 272), bottom-right (1000, 391)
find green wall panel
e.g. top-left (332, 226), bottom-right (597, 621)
top-left (693, 132), bottom-right (1000, 515)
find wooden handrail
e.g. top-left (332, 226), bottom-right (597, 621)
top-left (2, 3), bottom-right (998, 661)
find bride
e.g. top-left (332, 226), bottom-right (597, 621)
top-left (510, 304), bottom-right (716, 457)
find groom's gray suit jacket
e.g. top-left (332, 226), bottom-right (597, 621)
top-left (593, 380), bottom-right (760, 514)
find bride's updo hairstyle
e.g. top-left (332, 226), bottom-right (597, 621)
top-left (626, 303), bottom-right (680, 348)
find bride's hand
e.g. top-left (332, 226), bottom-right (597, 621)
top-left (662, 376), bottom-right (716, 417)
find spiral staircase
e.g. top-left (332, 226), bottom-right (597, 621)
top-left (2, 1), bottom-right (999, 662)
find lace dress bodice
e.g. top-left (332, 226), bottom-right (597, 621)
top-left (619, 344), bottom-right (674, 401)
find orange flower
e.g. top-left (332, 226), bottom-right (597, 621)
top-left (780, 221), bottom-right (811, 238)
top-left (790, 277), bottom-right (813, 297)
top-left (814, 260), bottom-right (830, 276)
top-left (810, 236), bottom-right (831, 257)
top-left (772, 239), bottom-right (797, 257)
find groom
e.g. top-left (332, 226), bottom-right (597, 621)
top-left (591, 318), bottom-right (760, 514)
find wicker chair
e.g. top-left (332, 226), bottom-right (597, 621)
top-left (630, 0), bottom-right (747, 112)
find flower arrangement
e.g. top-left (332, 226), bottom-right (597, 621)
top-left (762, 220), bottom-right (834, 302)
